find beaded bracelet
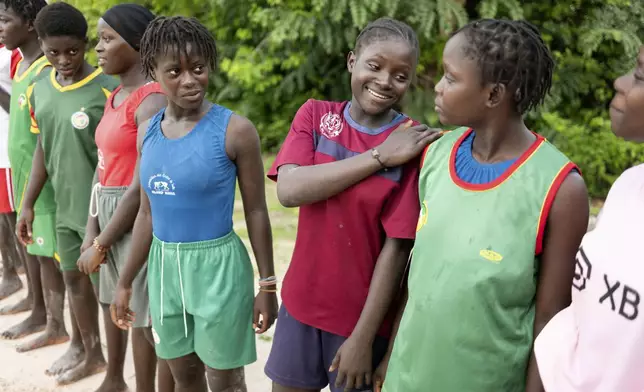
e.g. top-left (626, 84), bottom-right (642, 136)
top-left (93, 238), bottom-right (109, 254)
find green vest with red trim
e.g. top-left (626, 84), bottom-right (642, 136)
top-left (383, 127), bottom-right (577, 392)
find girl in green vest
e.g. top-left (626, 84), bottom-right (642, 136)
top-left (377, 19), bottom-right (590, 392)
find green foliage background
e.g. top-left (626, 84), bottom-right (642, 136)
top-left (69, 0), bottom-right (644, 197)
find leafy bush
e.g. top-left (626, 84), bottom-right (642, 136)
top-left (68, 0), bottom-right (644, 197)
top-left (540, 112), bottom-right (644, 198)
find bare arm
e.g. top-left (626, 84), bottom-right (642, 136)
top-left (227, 114), bottom-right (275, 279)
top-left (115, 118), bottom-right (154, 289)
top-left (117, 181), bottom-right (153, 289)
top-left (525, 172), bottom-right (589, 392)
top-left (332, 237), bottom-right (412, 389)
top-left (351, 238), bottom-right (412, 344)
top-left (111, 120), bottom-right (154, 326)
top-left (276, 156), bottom-right (386, 207)
top-left (277, 122), bottom-right (440, 207)
top-left (94, 93), bottom-right (166, 248)
top-left (227, 115), bottom-right (278, 333)
top-left (22, 136), bottom-right (48, 210)
top-left (372, 255), bottom-right (413, 391)
top-left (385, 274), bottom-right (408, 354)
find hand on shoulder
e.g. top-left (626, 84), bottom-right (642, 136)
top-left (377, 120), bottom-right (443, 167)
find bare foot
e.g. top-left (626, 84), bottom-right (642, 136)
top-left (0, 296), bottom-right (32, 315)
top-left (95, 377), bottom-right (130, 392)
top-left (46, 343), bottom-right (84, 376)
top-left (56, 357), bottom-right (107, 386)
top-left (0, 276), bottom-right (22, 300)
top-left (0, 313), bottom-right (46, 340)
top-left (16, 327), bottom-right (70, 352)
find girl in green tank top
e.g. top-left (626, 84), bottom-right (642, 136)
top-left (377, 19), bottom-right (590, 392)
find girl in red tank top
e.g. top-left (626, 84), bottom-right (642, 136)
top-left (95, 82), bottom-right (162, 187)
top-left (75, 5), bottom-right (173, 392)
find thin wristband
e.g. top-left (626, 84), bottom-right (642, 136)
top-left (371, 148), bottom-right (387, 171)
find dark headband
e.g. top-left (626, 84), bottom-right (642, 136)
top-left (102, 4), bottom-right (155, 51)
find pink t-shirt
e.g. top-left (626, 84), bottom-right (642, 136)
top-left (535, 164), bottom-right (644, 392)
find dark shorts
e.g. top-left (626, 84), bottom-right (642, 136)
top-left (265, 305), bottom-right (388, 392)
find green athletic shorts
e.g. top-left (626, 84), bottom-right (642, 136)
top-left (28, 213), bottom-right (57, 258)
top-left (148, 231), bottom-right (257, 369)
top-left (96, 186), bottom-right (150, 328)
top-left (57, 226), bottom-right (98, 285)
top-left (12, 159), bottom-right (57, 259)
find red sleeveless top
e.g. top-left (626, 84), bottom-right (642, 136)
top-left (95, 82), bottom-right (164, 186)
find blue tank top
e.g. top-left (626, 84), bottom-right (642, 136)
top-left (140, 105), bottom-right (236, 242)
top-left (455, 131), bottom-right (516, 184)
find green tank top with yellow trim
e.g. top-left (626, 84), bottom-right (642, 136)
top-left (8, 56), bottom-right (53, 213)
top-left (383, 126), bottom-right (577, 391)
top-left (28, 67), bottom-right (118, 230)
top-left (8, 56), bottom-right (49, 166)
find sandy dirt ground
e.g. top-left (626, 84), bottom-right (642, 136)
top-left (0, 276), bottom-right (282, 391)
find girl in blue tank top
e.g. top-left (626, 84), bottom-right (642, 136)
top-left (111, 16), bottom-right (278, 391)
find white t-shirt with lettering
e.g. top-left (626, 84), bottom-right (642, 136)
top-left (0, 46), bottom-right (13, 168)
top-left (535, 163), bottom-right (644, 392)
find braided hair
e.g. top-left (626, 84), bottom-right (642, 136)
top-left (0, 0), bottom-right (47, 23)
top-left (454, 19), bottom-right (554, 114)
top-left (355, 17), bottom-right (420, 63)
top-left (35, 3), bottom-right (87, 40)
top-left (140, 16), bottom-right (218, 79)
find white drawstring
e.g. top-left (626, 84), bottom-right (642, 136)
top-left (176, 243), bottom-right (188, 338)
top-left (160, 244), bottom-right (164, 326)
top-left (89, 183), bottom-right (101, 218)
top-left (158, 241), bottom-right (188, 338)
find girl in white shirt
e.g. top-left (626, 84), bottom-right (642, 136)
top-left (535, 46), bottom-right (644, 392)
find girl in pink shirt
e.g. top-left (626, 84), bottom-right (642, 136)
top-left (535, 46), bottom-right (644, 392)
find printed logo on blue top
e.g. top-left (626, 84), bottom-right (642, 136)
top-left (148, 173), bottom-right (176, 196)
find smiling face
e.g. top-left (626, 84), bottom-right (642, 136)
top-left (434, 32), bottom-right (492, 127)
top-left (610, 47), bottom-right (644, 142)
top-left (153, 44), bottom-right (209, 110)
top-left (0, 5), bottom-right (30, 51)
top-left (347, 38), bottom-right (415, 116)
top-left (95, 18), bottom-right (138, 75)
top-left (40, 35), bottom-right (85, 78)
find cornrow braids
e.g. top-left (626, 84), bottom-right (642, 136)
top-left (0, 0), bottom-right (47, 23)
top-left (35, 3), bottom-right (88, 40)
top-left (140, 16), bottom-right (218, 79)
top-left (454, 19), bottom-right (555, 114)
top-left (355, 17), bottom-right (420, 63)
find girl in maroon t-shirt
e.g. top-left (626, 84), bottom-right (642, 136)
top-left (265, 18), bottom-right (442, 392)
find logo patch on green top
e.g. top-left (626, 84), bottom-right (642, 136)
top-left (71, 110), bottom-right (89, 130)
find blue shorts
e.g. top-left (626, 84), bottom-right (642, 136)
top-left (265, 305), bottom-right (388, 391)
